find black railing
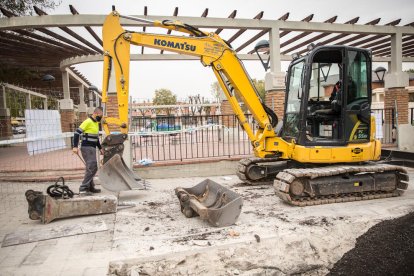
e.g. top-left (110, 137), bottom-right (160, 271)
top-left (130, 114), bottom-right (256, 163)
top-left (411, 108), bottom-right (414, 126)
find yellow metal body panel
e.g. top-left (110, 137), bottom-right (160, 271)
top-left (101, 11), bottom-right (381, 165)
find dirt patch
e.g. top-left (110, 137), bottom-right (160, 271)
top-left (328, 212), bottom-right (414, 275)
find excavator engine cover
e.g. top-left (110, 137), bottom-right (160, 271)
top-left (98, 134), bottom-right (145, 192)
top-left (175, 179), bottom-right (243, 227)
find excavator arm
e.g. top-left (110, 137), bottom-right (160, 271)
top-left (101, 10), bottom-right (290, 160)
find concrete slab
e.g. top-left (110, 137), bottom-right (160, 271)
top-left (0, 170), bottom-right (412, 275)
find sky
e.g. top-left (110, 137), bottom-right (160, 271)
top-left (50, 0), bottom-right (414, 102)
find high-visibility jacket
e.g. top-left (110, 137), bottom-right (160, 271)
top-left (73, 117), bottom-right (102, 149)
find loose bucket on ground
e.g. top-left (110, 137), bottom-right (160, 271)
top-left (175, 179), bottom-right (243, 227)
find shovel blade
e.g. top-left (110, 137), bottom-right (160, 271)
top-left (175, 179), bottom-right (243, 227)
top-left (98, 154), bottom-right (144, 192)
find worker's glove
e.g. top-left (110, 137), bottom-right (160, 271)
top-left (72, 147), bottom-right (79, 154)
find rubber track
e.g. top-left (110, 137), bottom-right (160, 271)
top-left (274, 164), bottom-right (409, 206)
top-left (236, 157), bottom-right (281, 185)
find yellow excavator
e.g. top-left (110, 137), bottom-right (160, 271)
top-left (99, 9), bottom-right (408, 209)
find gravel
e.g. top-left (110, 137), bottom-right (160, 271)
top-left (328, 212), bottom-right (414, 276)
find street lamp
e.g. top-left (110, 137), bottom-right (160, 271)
top-left (88, 85), bottom-right (99, 92)
top-left (42, 74), bottom-right (55, 82)
top-left (42, 74), bottom-right (55, 109)
top-left (254, 40), bottom-right (270, 71)
top-left (374, 66), bottom-right (387, 82)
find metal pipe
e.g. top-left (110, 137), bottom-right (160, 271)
top-left (119, 15), bottom-right (154, 24)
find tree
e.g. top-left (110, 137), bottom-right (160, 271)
top-left (210, 79), bottom-right (265, 102)
top-left (251, 78), bottom-right (266, 102)
top-left (152, 88), bottom-right (177, 115)
top-left (405, 69), bottom-right (414, 73)
top-left (0, 0), bottom-right (61, 16)
top-left (210, 81), bottom-right (223, 100)
top-left (210, 79), bottom-right (266, 113)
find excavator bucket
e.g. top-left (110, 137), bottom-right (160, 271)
top-left (98, 154), bottom-right (146, 192)
top-left (175, 179), bottom-right (243, 227)
top-left (98, 134), bottom-right (149, 192)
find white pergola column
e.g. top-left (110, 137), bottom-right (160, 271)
top-left (26, 94), bottom-right (31, 110)
top-left (88, 90), bottom-right (95, 114)
top-left (60, 71), bottom-right (74, 110)
top-left (384, 32), bottom-right (409, 89)
top-left (78, 84), bottom-right (87, 113)
top-left (264, 26), bottom-right (285, 91)
top-left (59, 71), bottom-right (75, 133)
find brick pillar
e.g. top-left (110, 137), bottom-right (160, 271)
top-left (265, 89), bottom-right (285, 121)
top-left (384, 88), bottom-right (408, 125)
top-left (0, 112), bottom-right (12, 139)
top-left (78, 112), bottom-right (88, 122)
top-left (0, 87), bottom-right (12, 139)
top-left (220, 100), bottom-right (235, 128)
top-left (60, 109), bottom-right (76, 133)
top-left (384, 87), bottom-right (409, 146)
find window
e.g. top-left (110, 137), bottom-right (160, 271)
top-left (286, 61), bottom-right (304, 112)
top-left (284, 60), bottom-right (305, 139)
top-left (347, 51), bottom-right (368, 103)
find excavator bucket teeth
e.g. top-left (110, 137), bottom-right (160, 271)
top-left (175, 179), bottom-right (243, 227)
top-left (98, 154), bottom-right (145, 192)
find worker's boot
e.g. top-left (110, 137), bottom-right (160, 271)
top-left (79, 188), bottom-right (92, 196)
top-left (89, 185), bottom-right (101, 193)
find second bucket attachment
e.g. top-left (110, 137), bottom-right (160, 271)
top-left (175, 179), bottom-right (243, 227)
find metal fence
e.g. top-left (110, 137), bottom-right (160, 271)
top-left (0, 107), bottom-right (406, 176)
top-left (372, 108), bottom-right (396, 145)
top-left (130, 114), bottom-right (256, 163)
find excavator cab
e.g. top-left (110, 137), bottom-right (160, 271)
top-left (284, 46), bottom-right (372, 147)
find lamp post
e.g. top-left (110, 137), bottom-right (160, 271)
top-left (41, 74), bottom-right (55, 109)
top-left (374, 66), bottom-right (387, 82)
top-left (254, 40), bottom-right (270, 71)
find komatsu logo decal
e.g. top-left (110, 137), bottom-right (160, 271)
top-left (154, 39), bottom-right (196, 51)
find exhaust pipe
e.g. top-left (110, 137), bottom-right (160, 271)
top-left (175, 179), bottom-right (243, 227)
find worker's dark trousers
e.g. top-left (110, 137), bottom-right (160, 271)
top-left (80, 146), bottom-right (98, 191)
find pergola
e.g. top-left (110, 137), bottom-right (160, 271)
top-left (0, 5), bottom-right (413, 99)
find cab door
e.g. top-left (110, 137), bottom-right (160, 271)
top-left (343, 49), bottom-right (371, 143)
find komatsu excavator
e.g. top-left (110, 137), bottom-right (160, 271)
top-left (99, 9), bottom-right (408, 209)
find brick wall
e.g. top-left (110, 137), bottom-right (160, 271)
top-left (0, 116), bottom-right (12, 139)
top-left (265, 89), bottom-right (285, 121)
top-left (106, 94), bottom-right (120, 132)
top-left (384, 88), bottom-right (408, 124)
top-left (78, 112), bottom-right (88, 122)
top-left (220, 100), bottom-right (236, 127)
top-left (60, 110), bottom-right (76, 132)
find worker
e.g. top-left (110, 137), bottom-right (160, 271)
top-left (330, 81), bottom-right (342, 113)
top-left (329, 81), bottom-right (341, 102)
top-left (72, 107), bottom-right (104, 195)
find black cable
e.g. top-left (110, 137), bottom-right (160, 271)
top-left (47, 177), bottom-right (74, 199)
top-left (113, 31), bottom-right (128, 76)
